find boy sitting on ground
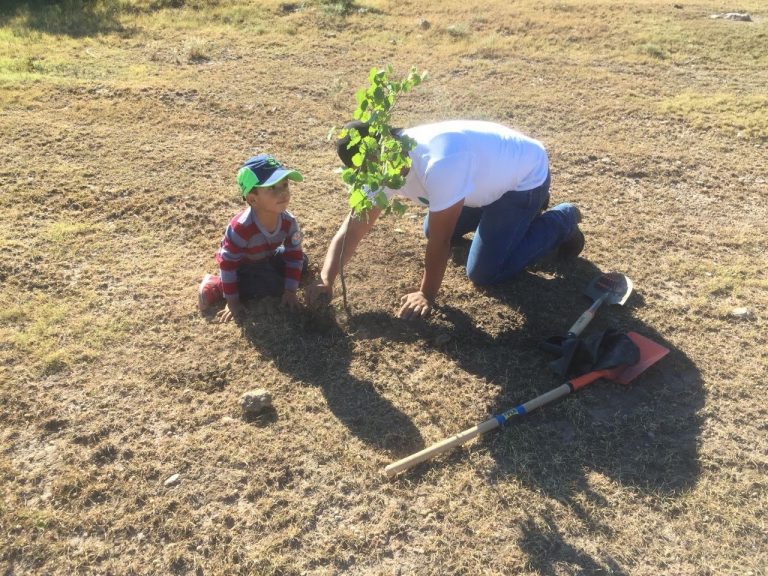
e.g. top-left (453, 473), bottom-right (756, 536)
top-left (198, 154), bottom-right (307, 322)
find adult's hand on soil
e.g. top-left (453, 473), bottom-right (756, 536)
top-left (399, 291), bottom-right (433, 321)
top-left (216, 299), bottom-right (244, 323)
top-left (305, 281), bottom-right (332, 309)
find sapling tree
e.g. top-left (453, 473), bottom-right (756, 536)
top-left (332, 65), bottom-right (426, 311)
top-left (337, 65), bottom-right (425, 218)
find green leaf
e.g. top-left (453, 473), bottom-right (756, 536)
top-left (387, 175), bottom-right (404, 190)
top-left (362, 135), bottom-right (378, 149)
top-left (349, 188), bottom-right (366, 208)
top-left (373, 190), bottom-right (389, 208)
top-left (339, 65), bottom-right (426, 220)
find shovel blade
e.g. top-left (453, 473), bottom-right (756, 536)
top-left (608, 331), bottom-right (669, 385)
top-left (585, 272), bottom-right (633, 306)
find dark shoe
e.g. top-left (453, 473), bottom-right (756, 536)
top-left (557, 206), bottom-right (584, 259)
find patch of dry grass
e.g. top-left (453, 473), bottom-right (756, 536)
top-left (1, 0), bottom-right (767, 574)
top-left (660, 92), bottom-right (768, 139)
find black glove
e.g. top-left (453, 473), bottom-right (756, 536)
top-left (541, 329), bottom-right (640, 378)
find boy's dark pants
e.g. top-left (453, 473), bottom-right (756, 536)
top-left (236, 252), bottom-right (309, 300)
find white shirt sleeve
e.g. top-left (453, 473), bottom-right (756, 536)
top-left (420, 152), bottom-right (474, 212)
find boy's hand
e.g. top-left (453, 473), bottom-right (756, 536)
top-left (305, 280), bottom-right (332, 309)
top-left (217, 299), bottom-right (244, 323)
top-left (398, 291), bottom-right (433, 321)
top-left (281, 290), bottom-right (301, 312)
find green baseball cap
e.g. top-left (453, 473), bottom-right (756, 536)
top-left (237, 154), bottom-right (303, 198)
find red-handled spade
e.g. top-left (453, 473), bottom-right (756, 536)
top-left (384, 331), bottom-right (668, 478)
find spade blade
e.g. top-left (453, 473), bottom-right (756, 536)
top-left (585, 272), bottom-right (633, 306)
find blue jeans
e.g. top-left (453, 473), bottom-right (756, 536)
top-left (237, 251), bottom-right (308, 299)
top-left (423, 175), bottom-right (579, 285)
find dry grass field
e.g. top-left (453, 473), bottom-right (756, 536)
top-left (1, 0), bottom-right (767, 574)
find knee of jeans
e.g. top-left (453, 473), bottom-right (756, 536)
top-left (466, 263), bottom-right (495, 286)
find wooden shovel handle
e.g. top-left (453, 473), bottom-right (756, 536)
top-left (566, 293), bottom-right (609, 338)
top-left (384, 417), bottom-right (501, 477)
top-left (384, 382), bottom-right (582, 478)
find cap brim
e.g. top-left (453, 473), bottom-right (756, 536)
top-left (256, 169), bottom-right (303, 188)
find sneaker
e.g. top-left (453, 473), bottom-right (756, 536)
top-left (557, 205), bottom-right (584, 259)
top-left (198, 273), bottom-right (224, 311)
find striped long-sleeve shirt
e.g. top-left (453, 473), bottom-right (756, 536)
top-left (215, 208), bottom-right (304, 299)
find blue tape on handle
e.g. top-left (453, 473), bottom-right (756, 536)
top-left (497, 406), bottom-right (526, 427)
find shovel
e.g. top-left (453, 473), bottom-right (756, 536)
top-left (566, 272), bottom-right (633, 338)
top-left (384, 331), bottom-right (668, 478)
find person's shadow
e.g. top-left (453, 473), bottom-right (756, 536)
top-left (237, 302), bottom-right (425, 458)
top-left (236, 251), bottom-right (702, 575)
top-left (0, 0), bottom-right (125, 37)
top-left (478, 258), bottom-right (702, 490)
top-left (349, 256), bottom-right (703, 575)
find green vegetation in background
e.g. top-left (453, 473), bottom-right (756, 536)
top-left (660, 93), bottom-right (768, 140)
top-left (1, 1), bottom-right (766, 120)
top-left (0, 219), bottom-right (131, 376)
top-left (0, 0), bottom-right (125, 37)
top-left (2, 1), bottom-right (766, 65)
top-left (0, 295), bottom-right (128, 375)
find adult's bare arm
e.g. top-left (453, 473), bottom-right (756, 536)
top-left (399, 199), bottom-right (464, 319)
top-left (306, 207), bottom-right (381, 306)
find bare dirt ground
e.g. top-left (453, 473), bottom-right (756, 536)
top-left (1, 1), bottom-right (766, 574)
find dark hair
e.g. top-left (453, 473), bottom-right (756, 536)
top-left (336, 121), bottom-right (369, 168)
top-left (336, 121), bottom-right (405, 168)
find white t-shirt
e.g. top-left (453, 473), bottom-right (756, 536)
top-left (382, 120), bottom-right (549, 212)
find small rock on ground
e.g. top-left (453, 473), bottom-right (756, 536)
top-left (729, 307), bottom-right (754, 320)
top-left (164, 473), bottom-right (180, 487)
top-left (240, 389), bottom-right (273, 414)
top-left (710, 12), bottom-right (752, 21)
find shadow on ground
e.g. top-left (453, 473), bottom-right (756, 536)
top-left (0, 0), bottom-right (125, 37)
top-left (230, 248), bottom-right (701, 574)
top-left (476, 258), bottom-right (703, 492)
top-left (237, 303), bottom-right (425, 458)
top-left (348, 256), bottom-right (703, 575)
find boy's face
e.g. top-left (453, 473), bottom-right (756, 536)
top-left (247, 180), bottom-right (291, 213)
